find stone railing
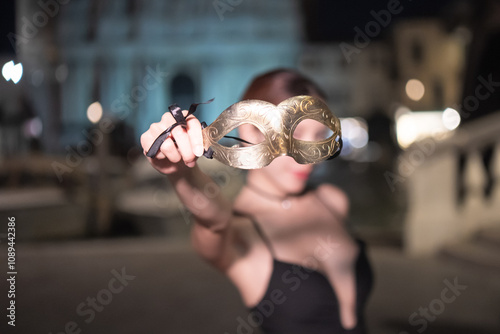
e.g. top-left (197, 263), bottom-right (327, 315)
top-left (403, 111), bottom-right (500, 255)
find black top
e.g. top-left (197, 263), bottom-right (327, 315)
top-left (241, 206), bottom-right (374, 333)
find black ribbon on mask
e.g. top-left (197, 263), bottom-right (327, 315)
top-left (146, 98), bottom-right (255, 160)
top-left (146, 98), bottom-right (214, 158)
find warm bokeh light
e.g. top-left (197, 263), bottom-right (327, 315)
top-left (395, 109), bottom-right (460, 148)
top-left (405, 79), bottom-right (425, 101)
top-left (442, 107), bottom-right (461, 130)
top-left (87, 102), bottom-right (103, 123)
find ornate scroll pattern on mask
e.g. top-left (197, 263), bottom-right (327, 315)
top-left (202, 100), bottom-right (279, 169)
top-left (202, 96), bottom-right (341, 169)
top-left (283, 96), bottom-right (341, 164)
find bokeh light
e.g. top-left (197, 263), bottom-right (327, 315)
top-left (87, 102), bottom-right (103, 124)
top-left (405, 79), bottom-right (425, 101)
top-left (2, 60), bottom-right (23, 84)
top-left (22, 117), bottom-right (43, 138)
top-left (442, 107), bottom-right (461, 130)
top-left (340, 117), bottom-right (369, 150)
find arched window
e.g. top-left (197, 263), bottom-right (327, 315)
top-left (170, 73), bottom-right (196, 109)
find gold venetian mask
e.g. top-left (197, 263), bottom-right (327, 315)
top-left (202, 95), bottom-right (342, 169)
top-left (146, 95), bottom-right (342, 169)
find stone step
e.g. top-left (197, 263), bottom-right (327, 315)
top-left (441, 239), bottom-right (500, 271)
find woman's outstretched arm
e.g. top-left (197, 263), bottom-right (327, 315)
top-left (140, 110), bottom-right (236, 270)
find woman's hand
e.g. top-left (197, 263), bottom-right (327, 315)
top-left (140, 110), bottom-right (205, 175)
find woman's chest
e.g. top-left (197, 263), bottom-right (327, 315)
top-left (258, 213), bottom-right (359, 274)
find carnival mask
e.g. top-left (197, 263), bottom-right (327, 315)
top-left (146, 96), bottom-right (342, 169)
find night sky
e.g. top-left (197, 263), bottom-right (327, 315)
top-left (0, 0), bottom-right (460, 54)
top-left (302, 0), bottom-right (460, 41)
top-left (0, 1), bottom-right (16, 54)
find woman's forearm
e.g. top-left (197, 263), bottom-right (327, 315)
top-left (168, 165), bottom-right (235, 269)
top-left (167, 164), bottom-right (232, 231)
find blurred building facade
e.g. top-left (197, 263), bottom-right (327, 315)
top-left (403, 1), bottom-right (500, 256)
top-left (16, 0), bottom-right (303, 152)
top-left (2, 0), bottom-right (303, 239)
top-left (298, 42), bottom-right (395, 118)
top-left (393, 20), bottom-right (467, 111)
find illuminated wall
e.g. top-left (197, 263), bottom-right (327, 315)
top-left (18, 0), bottom-right (303, 150)
top-left (393, 19), bottom-right (467, 111)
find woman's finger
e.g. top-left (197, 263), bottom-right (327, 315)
top-left (171, 124), bottom-right (196, 165)
top-left (160, 137), bottom-right (182, 163)
top-left (160, 110), bottom-right (175, 124)
top-left (186, 116), bottom-right (204, 157)
top-left (141, 123), bottom-right (167, 159)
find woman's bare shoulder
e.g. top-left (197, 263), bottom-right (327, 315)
top-left (314, 183), bottom-right (350, 221)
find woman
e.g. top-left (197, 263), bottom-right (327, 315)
top-left (140, 69), bottom-right (373, 333)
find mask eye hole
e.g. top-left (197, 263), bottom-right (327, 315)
top-left (217, 124), bottom-right (265, 148)
top-left (293, 119), bottom-right (333, 141)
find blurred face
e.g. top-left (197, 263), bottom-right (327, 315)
top-left (240, 73), bottom-right (330, 195)
top-left (239, 118), bottom-right (331, 195)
